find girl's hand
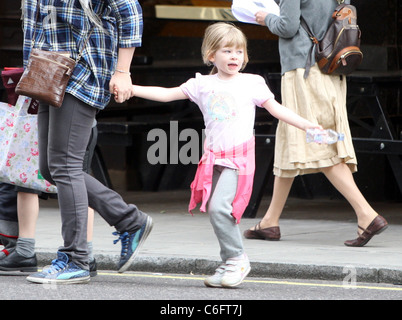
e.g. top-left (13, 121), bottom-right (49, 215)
top-left (306, 123), bottom-right (323, 132)
top-left (113, 85), bottom-right (135, 102)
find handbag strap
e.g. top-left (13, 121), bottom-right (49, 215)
top-left (30, 0), bottom-right (94, 63)
top-left (300, 17), bottom-right (318, 79)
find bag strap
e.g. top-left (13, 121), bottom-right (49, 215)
top-left (30, 0), bottom-right (94, 63)
top-left (300, 17), bottom-right (318, 79)
top-left (301, 0), bottom-right (346, 39)
top-left (300, 17), bottom-right (317, 43)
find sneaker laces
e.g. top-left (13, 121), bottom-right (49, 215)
top-left (43, 258), bottom-right (67, 274)
top-left (113, 231), bottom-right (129, 257)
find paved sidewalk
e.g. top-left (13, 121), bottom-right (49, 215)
top-left (35, 190), bottom-right (402, 285)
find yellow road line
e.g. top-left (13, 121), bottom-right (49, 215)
top-left (97, 271), bottom-right (402, 292)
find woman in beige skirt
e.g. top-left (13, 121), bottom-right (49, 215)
top-left (246, 1), bottom-right (388, 247)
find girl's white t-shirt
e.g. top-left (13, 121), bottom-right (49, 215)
top-left (180, 73), bottom-right (274, 168)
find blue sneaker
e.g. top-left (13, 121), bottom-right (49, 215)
top-left (26, 251), bottom-right (90, 284)
top-left (113, 216), bottom-right (153, 273)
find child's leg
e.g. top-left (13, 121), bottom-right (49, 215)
top-left (206, 166), bottom-right (250, 288)
top-left (0, 183), bottom-right (18, 259)
top-left (0, 191), bottom-right (38, 272)
top-left (208, 166), bottom-right (243, 261)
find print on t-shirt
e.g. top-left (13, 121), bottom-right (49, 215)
top-left (206, 91), bottom-right (237, 121)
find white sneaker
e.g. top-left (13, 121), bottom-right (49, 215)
top-left (221, 254), bottom-right (251, 288)
top-left (204, 263), bottom-right (226, 287)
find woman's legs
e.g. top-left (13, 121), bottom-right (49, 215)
top-left (249, 176), bottom-right (294, 230)
top-left (38, 94), bottom-right (148, 270)
top-left (321, 162), bottom-right (378, 231)
top-left (38, 94), bottom-right (95, 269)
top-left (249, 162), bottom-right (380, 239)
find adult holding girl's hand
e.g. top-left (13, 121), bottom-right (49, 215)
top-left (111, 47), bottom-right (135, 103)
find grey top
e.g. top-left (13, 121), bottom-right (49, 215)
top-left (265, 0), bottom-right (350, 75)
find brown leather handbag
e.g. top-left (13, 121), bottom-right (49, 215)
top-left (16, 49), bottom-right (77, 108)
top-left (16, 0), bottom-right (92, 108)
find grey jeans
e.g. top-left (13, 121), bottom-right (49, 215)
top-left (208, 166), bottom-right (244, 261)
top-left (38, 94), bottom-right (147, 269)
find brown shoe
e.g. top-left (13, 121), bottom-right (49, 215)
top-left (243, 222), bottom-right (281, 241)
top-left (344, 215), bottom-right (388, 247)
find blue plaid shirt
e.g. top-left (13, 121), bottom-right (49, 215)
top-left (22, 0), bottom-right (143, 109)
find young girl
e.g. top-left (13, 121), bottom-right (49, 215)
top-left (119, 22), bottom-right (321, 288)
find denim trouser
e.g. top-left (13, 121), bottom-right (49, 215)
top-left (208, 166), bottom-right (244, 261)
top-left (38, 94), bottom-right (147, 269)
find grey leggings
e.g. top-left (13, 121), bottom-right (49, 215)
top-left (208, 166), bottom-right (244, 262)
top-left (38, 94), bottom-right (146, 269)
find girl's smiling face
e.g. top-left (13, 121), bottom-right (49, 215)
top-left (209, 45), bottom-right (245, 80)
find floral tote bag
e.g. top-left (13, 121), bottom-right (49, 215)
top-left (0, 95), bottom-right (57, 193)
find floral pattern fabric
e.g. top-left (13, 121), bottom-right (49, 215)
top-left (0, 96), bottom-right (57, 193)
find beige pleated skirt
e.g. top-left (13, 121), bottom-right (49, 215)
top-left (273, 64), bottom-right (357, 178)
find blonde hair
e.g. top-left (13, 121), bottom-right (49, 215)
top-left (201, 22), bottom-right (249, 74)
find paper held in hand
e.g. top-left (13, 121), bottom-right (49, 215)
top-left (231, 0), bottom-right (279, 25)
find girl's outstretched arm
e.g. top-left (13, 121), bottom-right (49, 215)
top-left (262, 98), bottom-right (322, 131)
top-left (130, 85), bottom-right (188, 103)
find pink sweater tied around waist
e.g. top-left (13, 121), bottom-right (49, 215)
top-left (188, 137), bottom-right (255, 224)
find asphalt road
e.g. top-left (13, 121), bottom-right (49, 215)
top-left (1, 270), bottom-right (401, 303)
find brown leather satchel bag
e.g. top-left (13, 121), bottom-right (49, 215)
top-left (16, 0), bottom-right (92, 108)
top-left (301, 0), bottom-right (363, 78)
